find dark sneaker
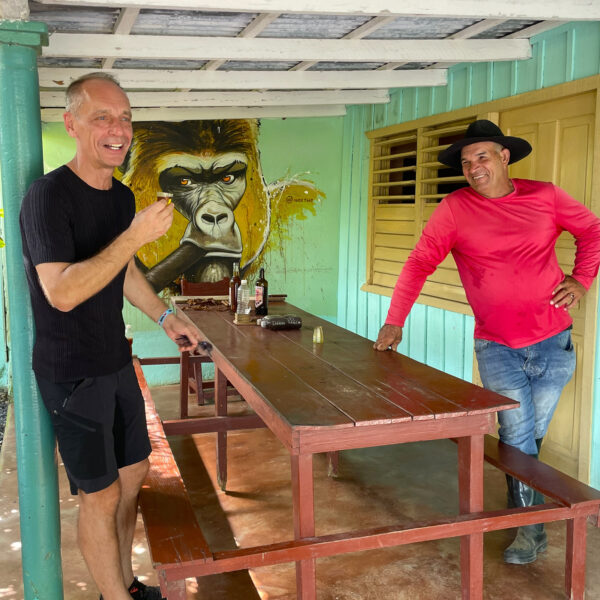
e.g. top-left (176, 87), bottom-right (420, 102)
top-left (128, 578), bottom-right (165, 600)
top-left (99, 578), bottom-right (164, 600)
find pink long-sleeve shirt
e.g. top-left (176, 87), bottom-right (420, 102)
top-left (385, 179), bottom-right (600, 348)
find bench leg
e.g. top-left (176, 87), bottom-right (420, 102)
top-left (457, 435), bottom-right (484, 600)
top-left (193, 359), bottom-right (206, 405)
top-left (565, 516), bottom-right (587, 600)
top-left (291, 453), bottom-right (316, 600)
top-left (179, 351), bottom-right (189, 419)
top-left (215, 367), bottom-right (228, 491)
top-left (158, 571), bottom-right (186, 600)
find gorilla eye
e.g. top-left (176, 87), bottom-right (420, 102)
top-left (222, 174), bottom-right (235, 184)
top-left (180, 177), bottom-right (192, 186)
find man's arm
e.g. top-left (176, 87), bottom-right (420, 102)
top-left (35, 199), bottom-right (173, 312)
top-left (551, 186), bottom-right (600, 310)
top-left (123, 260), bottom-right (203, 353)
top-left (373, 200), bottom-right (457, 351)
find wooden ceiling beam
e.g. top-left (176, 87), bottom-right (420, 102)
top-left (38, 67), bottom-right (447, 90)
top-left (40, 89), bottom-right (390, 108)
top-left (35, 0), bottom-right (600, 21)
top-left (40, 104), bottom-right (348, 122)
top-left (44, 34), bottom-right (531, 63)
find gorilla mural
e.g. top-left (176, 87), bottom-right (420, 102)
top-left (117, 119), bottom-right (322, 292)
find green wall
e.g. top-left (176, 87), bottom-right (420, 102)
top-left (36, 117), bottom-right (343, 384)
top-left (335, 21), bottom-right (600, 483)
top-left (258, 117), bottom-right (343, 322)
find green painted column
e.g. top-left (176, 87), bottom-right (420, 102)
top-left (0, 21), bottom-right (63, 600)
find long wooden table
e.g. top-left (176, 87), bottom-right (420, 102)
top-left (172, 300), bottom-right (518, 599)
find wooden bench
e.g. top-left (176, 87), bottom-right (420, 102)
top-left (133, 359), bottom-right (213, 600)
top-left (465, 435), bottom-right (600, 598)
top-left (134, 356), bottom-right (600, 599)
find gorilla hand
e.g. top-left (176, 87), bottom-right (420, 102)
top-left (128, 198), bottom-right (174, 248)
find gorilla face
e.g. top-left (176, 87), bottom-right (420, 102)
top-left (157, 151), bottom-right (247, 255)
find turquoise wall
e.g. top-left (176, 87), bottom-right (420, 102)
top-left (335, 21), bottom-right (600, 483)
top-left (253, 117), bottom-right (343, 323)
top-left (0, 172), bottom-right (7, 387)
top-left (34, 117), bottom-right (343, 385)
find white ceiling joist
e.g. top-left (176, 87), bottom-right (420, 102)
top-left (291, 15), bottom-right (396, 72)
top-left (35, 0), bottom-right (600, 21)
top-left (102, 7), bottom-right (140, 70)
top-left (44, 34), bottom-right (531, 63)
top-left (204, 12), bottom-right (280, 72)
top-left (377, 18), bottom-right (506, 72)
top-left (40, 104), bottom-right (348, 122)
top-left (38, 68), bottom-right (448, 90)
top-left (40, 89), bottom-right (390, 108)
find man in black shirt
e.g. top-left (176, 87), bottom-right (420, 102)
top-left (20, 73), bottom-right (201, 600)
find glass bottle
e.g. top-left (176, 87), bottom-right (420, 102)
top-left (229, 262), bottom-right (241, 312)
top-left (254, 267), bottom-right (268, 316)
top-left (236, 280), bottom-right (251, 315)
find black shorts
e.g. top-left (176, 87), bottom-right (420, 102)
top-left (36, 361), bottom-right (152, 495)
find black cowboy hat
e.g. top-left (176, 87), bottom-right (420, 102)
top-left (438, 119), bottom-right (532, 171)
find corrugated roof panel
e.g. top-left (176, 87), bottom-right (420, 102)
top-left (472, 20), bottom-right (540, 38)
top-left (29, 2), bottom-right (117, 34)
top-left (259, 13), bottom-right (371, 39)
top-left (308, 62), bottom-right (385, 71)
top-left (37, 57), bottom-right (102, 68)
top-left (112, 59), bottom-right (209, 69)
top-left (132, 10), bottom-right (255, 37)
top-left (396, 62), bottom-right (434, 69)
top-left (219, 61), bottom-right (300, 71)
top-left (366, 17), bottom-right (481, 39)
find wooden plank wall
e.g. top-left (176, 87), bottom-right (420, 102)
top-left (336, 21), bottom-right (600, 388)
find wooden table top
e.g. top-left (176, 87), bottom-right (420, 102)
top-left (176, 300), bottom-right (518, 438)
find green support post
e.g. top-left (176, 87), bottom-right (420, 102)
top-left (0, 21), bottom-right (64, 600)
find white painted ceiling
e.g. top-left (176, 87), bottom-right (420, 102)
top-left (14, 1), bottom-right (600, 121)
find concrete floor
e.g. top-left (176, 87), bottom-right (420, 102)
top-left (2, 383), bottom-right (600, 600)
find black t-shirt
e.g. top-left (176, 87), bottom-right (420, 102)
top-left (20, 165), bottom-right (134, 382)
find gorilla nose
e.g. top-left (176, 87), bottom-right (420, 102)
top-left (194, 202), bottom-right (235, 240)
top-left (201, 212), bottom-right (229, 225)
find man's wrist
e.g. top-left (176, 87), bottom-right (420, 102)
top-left (157, 308), bottom-right (173, 327)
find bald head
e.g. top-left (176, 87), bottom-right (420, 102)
top-left (66, 72), bottom-right (126, 115)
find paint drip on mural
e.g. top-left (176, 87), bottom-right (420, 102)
top-left (115, 119), bottom-right (324, 292)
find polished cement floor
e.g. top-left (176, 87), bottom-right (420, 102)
top-left (2, 383), bottom-right (600, 600)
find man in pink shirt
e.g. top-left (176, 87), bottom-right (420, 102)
top-left (374, 120), bottom-right (600, 565)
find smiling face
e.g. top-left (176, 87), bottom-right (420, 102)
top-left (460, 141), bottom-right (513, 199)
top-left (64, 78), bottom-right (133, 188)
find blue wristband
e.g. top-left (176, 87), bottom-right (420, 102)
top-left (157, 308), bottom-right (173, 327)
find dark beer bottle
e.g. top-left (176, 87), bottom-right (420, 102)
top-left (254, 267), bottom-right (268, 316)
top-left (229, 262), bottom-right (241, 312)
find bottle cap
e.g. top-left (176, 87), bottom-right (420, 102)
top-left (241, 279), bottom-right (247, 284)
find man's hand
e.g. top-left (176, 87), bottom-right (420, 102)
top-left (373, 324), bottom-right (403, 352)
top-left (550, 275), bottom-right (586, 310)
top-left (162, 314), bottom-right (203, 353)
top-left (128, 198), bottom-right (174, 247)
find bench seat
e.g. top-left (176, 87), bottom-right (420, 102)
top-left (134, 360), bottom-right (213, 600)
top-left (483, 436), bottom-right (600, 513)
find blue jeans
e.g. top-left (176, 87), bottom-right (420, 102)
top-left (474, 328), bottom-right (576, 456)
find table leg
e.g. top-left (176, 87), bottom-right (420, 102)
top-left (179, 351), bottom-right (189, 419)
top-left (291, 453), bottom-right (316, 600)
top-left (327, 451), bottom-right (339, 478)
top-left (215, 367), bottom-right (228, 491)
top-left (158, 571), bottom-right (186, 600)
top-left (457, 435), bottom-right (484, 600)
top-left (565, 516), bottom-right (587, 599)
